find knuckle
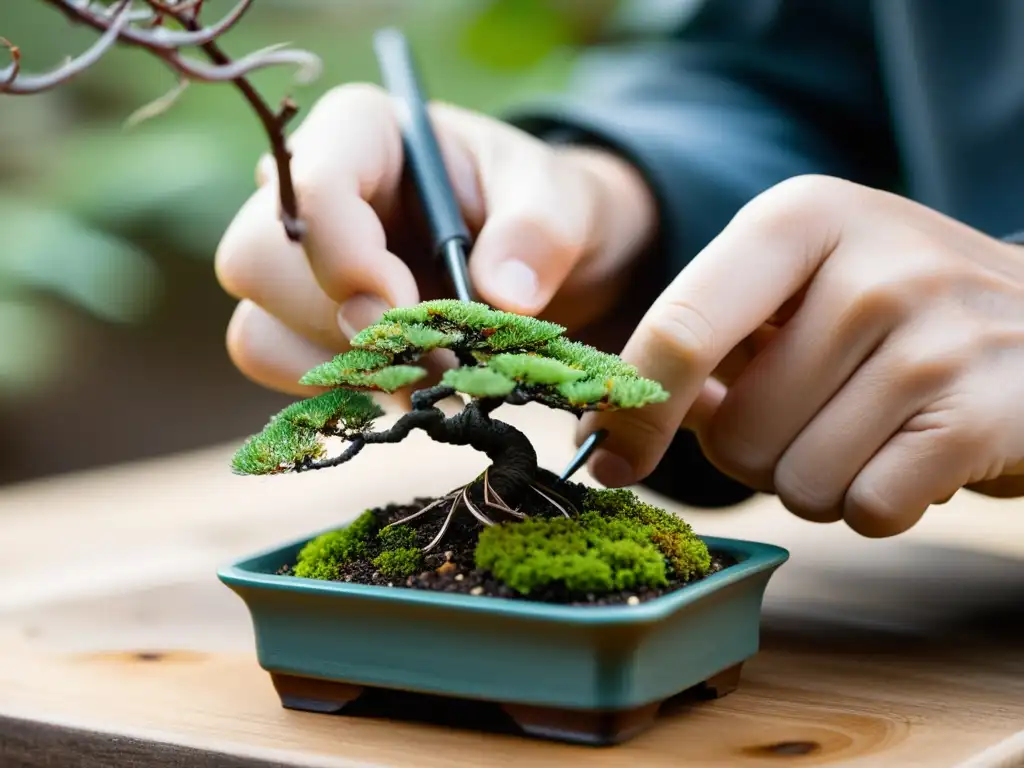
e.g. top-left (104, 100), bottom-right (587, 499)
top-left (645, 299), bottom-right (718, 370)
top-left (743, 174), bottom-right (850, 233)
top-left (773, 463), bottom-right (841, 521)
top-left (844, 480), bottom-right (896, 526)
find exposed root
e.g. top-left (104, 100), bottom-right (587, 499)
top-left (379, 470), bottom-right (576, 553)
top-left (422, 494), bottom-right (459, 553)
top-left (462, 486), bottom-right (497, 527)
top-left (387, 490), bottom-right (459, 527)
top-left (530, 483), bottom-right (571, 519)
top-left (482, 468), bottom-right (524, 518)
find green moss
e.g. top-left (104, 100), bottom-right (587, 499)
top-left (582, 488), bottom-right (712, 579)
top-left (376, 524), bottom-right (416, 550)
top-left (292, 510), bottom-right (378, 580)
top-left (372, 547), bottom-right (424, 579)
top-left (473, 488), bottom-right (711, 597)
top-left (474, 512), bottom-right (668, 595)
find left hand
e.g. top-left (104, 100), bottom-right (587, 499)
top-left (581, 175), bottom-right (1024, 537)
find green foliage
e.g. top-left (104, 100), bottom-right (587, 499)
top-left (372, 548), bottom-right (424, 579)
top-left (608, 377), bottom-right (670, 408)
top-left (298, 349), bottom-right (390, 387)
top-left (487, 353), bottom-right (587, 385)
top-left (474, 512), bottom-right (669, 596)
top-left (293, 510), bottom-right (378, 580)
top-left (231, 388), bottom-right (383, 475)
top-left (542, 337), bottom-right (638, 378)
top-left (582, 489), bottom-right (712, 580)
top-left (235, 299), bottom-right (669, 478)
top-left (231, 420), bottom-right (323, 476)
top-left (275, 388), bottom-right (384, 431)
top-left (441, 366), bottom-right (517, 397)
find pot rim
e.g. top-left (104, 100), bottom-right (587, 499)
top-left (218, 528), bottom-right (789, 627)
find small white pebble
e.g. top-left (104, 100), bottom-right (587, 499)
top-left (627, 596), bottom-right (640, 606)
top-left (454, 574), bottom-right (464, 582)
top-left (387, 582), bottom-right (394, 588)
top-left (470, 586), bottom-right (484, 596)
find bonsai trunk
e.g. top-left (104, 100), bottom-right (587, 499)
top-left (366, 389), bottom-right (538, 507)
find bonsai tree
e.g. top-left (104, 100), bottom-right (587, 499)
top-left (232, 300), bottom-right (715, 601)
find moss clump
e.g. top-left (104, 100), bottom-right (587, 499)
top-left (372, 547), bottom-right (424, 578)
top-left (474, 488), bottom-right (711, 597)
top-left (582, 488), bottom-right (712, 579)
top-left (376, 524), bottom-right (416, 550)
top-left (474, 513), bottom-right (668, 595)
top-left (292, 518), bottom-right (425, 582)
top-left (293, 510), bottom-right (378, 580)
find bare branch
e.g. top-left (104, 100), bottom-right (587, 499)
top-left (5, 0), bottom-right (319, 240)
top-left (162, 43), bottom-right (321, 83)
top-left (0, 39), bottom-right (21, 91)
top-left (0, 0), bottom-right (131, 94)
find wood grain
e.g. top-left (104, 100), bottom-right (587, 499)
top-left (1, 404), bottom-right (1023, 766)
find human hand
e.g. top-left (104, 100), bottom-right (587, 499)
top-left (215, 84), bottom-right (655, 396)
top-left (581, 175), bottom-right (1024, 537)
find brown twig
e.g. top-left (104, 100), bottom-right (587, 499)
top-left (3, 0), bottom-right (319, 241)
top-left (0, 0), bottom-right (131, 94)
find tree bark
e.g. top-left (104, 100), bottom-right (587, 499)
top-left (364, 402), bottom-right (538, 504)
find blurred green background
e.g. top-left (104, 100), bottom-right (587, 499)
top-left (0, 0), bottom-right (630, 485)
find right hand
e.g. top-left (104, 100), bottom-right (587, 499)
top-left (215, 83), bottom-right (656, 397)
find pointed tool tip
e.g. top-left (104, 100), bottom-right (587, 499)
top-left (559, 428), bottom-right (609, 482)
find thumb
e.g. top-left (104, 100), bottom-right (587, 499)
top-left (436, 106), bottom-right (648, 318)
top-left (468, 146), bottom-right (605, 317)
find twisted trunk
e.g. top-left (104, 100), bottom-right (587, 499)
top-left (364, 398), bottom-right (537, 504)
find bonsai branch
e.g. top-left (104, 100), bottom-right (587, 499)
top-left (4, 0), bottom-right (318, 241)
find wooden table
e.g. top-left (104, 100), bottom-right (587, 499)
top-left (1, 404), bottom-right (1023, 767)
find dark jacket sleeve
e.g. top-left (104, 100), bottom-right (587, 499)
top-left (506, 0), bottom-right (901, 507)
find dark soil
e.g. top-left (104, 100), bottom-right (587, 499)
top-left (277, 483), bottom-right (737, 606)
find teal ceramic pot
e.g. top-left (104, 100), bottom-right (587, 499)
top-left (219, 529), bottom-right (788, 746)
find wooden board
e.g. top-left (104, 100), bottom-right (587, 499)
top-left (1, 404), bottom-right (1023, 767)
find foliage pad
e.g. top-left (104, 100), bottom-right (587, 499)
top-left (233, 300), bottom-right (669, 477)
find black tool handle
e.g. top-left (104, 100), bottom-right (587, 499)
top-left (373, 28), bottom-right (475, 301)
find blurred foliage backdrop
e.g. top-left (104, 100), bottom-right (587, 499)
top-left (0, 0), bottom-right (637, 484)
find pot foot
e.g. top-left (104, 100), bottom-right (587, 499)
top-left (698, 662), bottom-right (744, 699)
top-left (502, 701), bottom-right (661, 746)
top-left (270, 672), bottom-right (364, 714)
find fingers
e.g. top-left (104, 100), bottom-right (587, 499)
top-left (216, 84), bottom-right (423, 352)
top-left (216, 185), bottom-right (352, 351)
top-left (768, 326), bottom-right (960, 522)
top-left (436, 105), bottom-right (650, 321)
top-left (704, 248), bottom-right (903, 490)
top-left (843, 425), bottom-right (978, 537)
top-left (227, 300), bottom-right (335, 396)
top-left (582, 174), bottom-right (857, 485)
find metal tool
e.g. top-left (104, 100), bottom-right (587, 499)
top-left (373, 28), bottom-right (475, 302)
top-left (373, 28), bottom-right (604, 481)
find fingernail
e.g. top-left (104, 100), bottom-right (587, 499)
top-left (338, 294), bottom-right (390, 339)
top-left (489, 260), bottom-right (540, 309)
top-left (590, 449), bottom-right (636, 488)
